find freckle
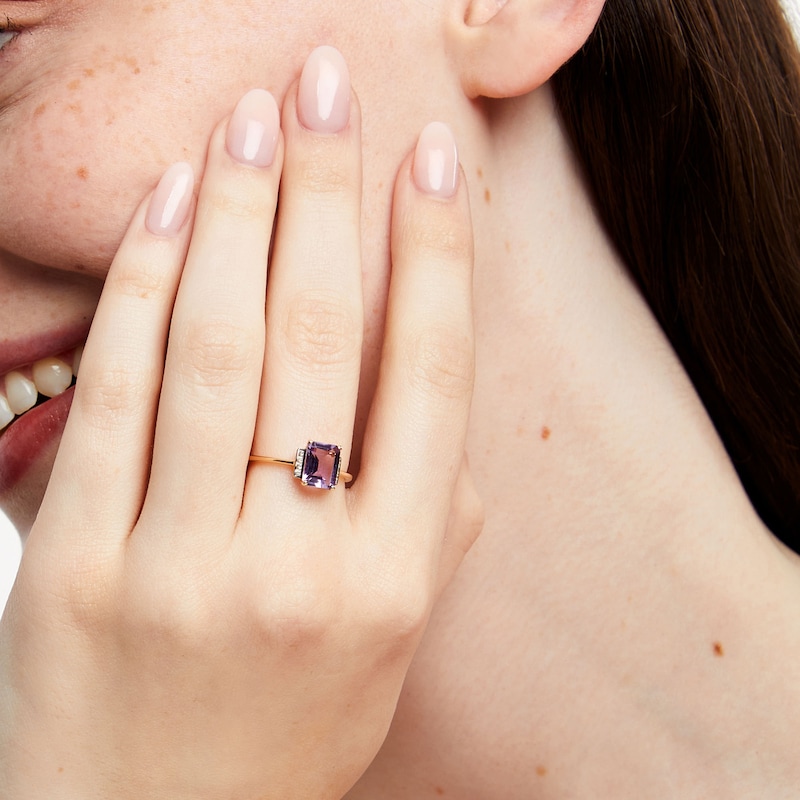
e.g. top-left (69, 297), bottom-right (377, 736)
top-left (504, 240), bottom-right (511, 253)
top-left (713, 641), bottom-right (724, 657)
top-left (76, 166), bottom-right (89, 180)
top-left (536, 765), bottom-right (548, 777)
top-left (477, 166), bottom-right (483, 179)
top-left (33, 103), bottom-right (47, 117)
top-left (70, 200), bottom-right (81, 209)
top-left (184, 77), bottom-right (192, 84)
top-left (435, 788), bottom-right (445, 796)
top-left (67, 78), bottom-right (81, 91)
top-left (541, 426), bottom-right (551, 440)
top-left (58, 766), bottom-right (64, 773)
top-left (484, 187), bottom-right (491, 204)
top-left (83, 68), bottom-right (95, 78)
top-left (67, 103), bottom-right (83, 114)
top-left (516, 425), bottom-right (525, 436)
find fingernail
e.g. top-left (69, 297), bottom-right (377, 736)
top-left (226, 88), bottom-right (280, 167)
top-left (145, 162), bottom-right (194, 236)
top-left (413, 122), bottom-right (459, 199)
top-left (297, 45), bottom-right (351, 133)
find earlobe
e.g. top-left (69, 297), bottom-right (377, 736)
top-left (449, 0), bottom-right (605, 99)
top-left (465, 0), bottom-right (510, 27)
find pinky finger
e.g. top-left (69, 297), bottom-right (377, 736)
top-left (435, 454), bottom-right (484, 600)
top-left (355, 123), bottom-right (475, 563)
top-left (36, 164), bottom-right (195, 545)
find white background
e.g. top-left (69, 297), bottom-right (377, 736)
top-left (2, 0), bottom-right (800, 612)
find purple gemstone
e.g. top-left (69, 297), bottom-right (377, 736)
top-left (301, 442), bottom-right (342, 490)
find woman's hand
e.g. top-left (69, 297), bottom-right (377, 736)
top-left (0, 46), bottom-right (481, 800)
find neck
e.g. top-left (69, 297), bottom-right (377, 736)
top-left (466, 83), bottom-right (763, 546)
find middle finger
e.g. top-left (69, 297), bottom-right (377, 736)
top-left (247, 47), bottom-right (363, 506)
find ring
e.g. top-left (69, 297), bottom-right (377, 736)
top-left (249, 441), bottom-right (352, 490)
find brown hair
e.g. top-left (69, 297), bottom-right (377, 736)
top-left (552, 0), bottom-right (800, 551)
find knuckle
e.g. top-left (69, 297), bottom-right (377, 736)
top-left (108, 260), bottom-right (170, 300)
top-left (404, 216), bottom-right (473, 265)
top-left (406, 325), bottom-right (475, 400)
top-left (292, 148), bottom-right (355, 197)
top-left (121, 573), bottom-right (211, 649)
top-left (78, 360), bottom-right (152, 428)
top-left (178, 317), bottom-right (261, 389)
top-left (43, 543), bottom-right (119, 630)
top-left (252, 578), bottom-right (336, 650)
top-left (204, 184), bottom-right (269, 220)
top-left (281, 292), bottom-right (360, 370)
top-left (363, 572), bottom-right (431, 644)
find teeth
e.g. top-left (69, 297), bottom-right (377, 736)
top-left (32, 357), bottom-right (73, 398)
top-left (4, 371), bottom-right (38, 415)
top-left (0, 346), bottom-right (84, 434)
top-left (0, 395), bottom-right (12, 431)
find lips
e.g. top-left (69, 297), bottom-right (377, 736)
top-left (0, 322), bottom-right (91, 377)
top-left (0, 386), bottom-right (75, 496)
top-left (0, 322), bottom-right (90, 495)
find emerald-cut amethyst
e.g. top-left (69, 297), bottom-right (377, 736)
top-left (300, 442), bottom-right (342, 490)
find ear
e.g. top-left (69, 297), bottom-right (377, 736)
top-left (447, 0), bottom-right (605, 99)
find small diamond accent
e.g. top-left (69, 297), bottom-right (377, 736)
top-left (293, 448), bottom-right (305, 479)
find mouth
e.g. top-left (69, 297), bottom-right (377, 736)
top-left (0, 323), bottom-right (91, 496)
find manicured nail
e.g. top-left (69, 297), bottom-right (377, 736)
top-left (413, 122), bottom-right (459, 199)
top-left (297, 46), bottom-right (351, 133)
top-left (226, 88), bottom-right (280, 167)
top-left (145, 162), bottom-right (194, 236)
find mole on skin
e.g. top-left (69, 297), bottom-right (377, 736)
top-left (713, 641), bottom-right (725, 657)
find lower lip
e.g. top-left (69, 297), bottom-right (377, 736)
top-left (0, 387), bottom-right (75, 496)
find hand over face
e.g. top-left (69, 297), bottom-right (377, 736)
top-left (0, 46), bottom-right (481, 800)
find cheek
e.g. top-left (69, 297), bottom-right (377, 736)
top-left (0, 70), bottom-right (229, 277)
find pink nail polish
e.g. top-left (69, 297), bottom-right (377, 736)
top-left (145, 162), bottom-right (194, 236)
top-left (413, 122), bottom-right (459, 199)
top-left (297, 46), bottom-right (351, 133)
top-left (226, 89), bottom-right (280, 167)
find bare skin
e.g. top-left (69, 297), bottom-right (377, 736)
top-left (2, 1), bottom-right (800, 797)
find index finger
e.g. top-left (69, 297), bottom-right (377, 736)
top-left (36, 163), bottom-right (195, 542)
